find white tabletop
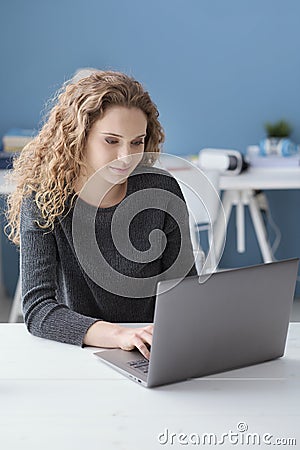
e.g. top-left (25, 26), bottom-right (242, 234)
top-left (0, 323), bottom-right (300, 449)
top-left (219, 166), bottom-right (300, 190)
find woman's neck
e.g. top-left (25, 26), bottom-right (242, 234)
top-left (74, 175), bottom-right (128, 208)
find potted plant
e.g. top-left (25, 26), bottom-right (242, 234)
top-left (260, 119), bottom-right (296, 157)
top-left (265, 119), bottom-right (292, 140)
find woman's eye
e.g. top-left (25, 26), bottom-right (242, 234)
top-left (132, 141), bottom-right (144, 146)
top-left (105, 138), bottom-right (118, 145)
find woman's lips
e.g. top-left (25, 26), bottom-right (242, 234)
top-left (109, 166), bottom-right (131, 174)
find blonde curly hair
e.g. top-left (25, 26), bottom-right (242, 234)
top-left (5, 70), bottom-right (165, 246)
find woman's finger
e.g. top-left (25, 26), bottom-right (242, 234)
top-left (135, 338), bottom-right (151, 360)
top-left (119, 327), bottom-right (153, 358)
top-left (143, 325), bottom-right (154, 335)
top-left (139, 329), bottom-right (153, 346)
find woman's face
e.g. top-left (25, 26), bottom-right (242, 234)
top-left (83, 106), bottom-right (147, 185)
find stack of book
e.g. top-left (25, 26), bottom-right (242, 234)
top-left (246, 145), bottom-right (300, 168)
top-left (248, 155), bottom-right (300, 168)
top-left (2, 128), bottom-right (35, 152)
top-left (0, 128), bottom-right (36, 170)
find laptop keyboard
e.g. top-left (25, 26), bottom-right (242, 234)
top-left (127, 358), bottom-right (149, 374)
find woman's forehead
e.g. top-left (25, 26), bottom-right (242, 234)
top-left (92, 106), bottom-right (147, 136)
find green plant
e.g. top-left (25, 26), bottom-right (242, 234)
top-left (264, 119), bottom-right (292, 138)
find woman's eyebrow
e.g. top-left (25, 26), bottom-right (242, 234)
top-left (100, 132), bottom-right (146, 138)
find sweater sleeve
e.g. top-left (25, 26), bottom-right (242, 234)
top-left (20, 196), bottom-right (99, 346)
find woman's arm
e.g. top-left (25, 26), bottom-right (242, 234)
top-left (20, 196), bottom-right (99, 346)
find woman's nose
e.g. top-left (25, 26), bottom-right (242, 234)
top-left (117, 144), bottom-right (133, 164)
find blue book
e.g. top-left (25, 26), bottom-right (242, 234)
top-left (2, 128), bottom-right (36, 152)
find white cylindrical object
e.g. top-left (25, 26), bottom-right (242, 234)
top-left (198, 153), bottom-right (230, 171)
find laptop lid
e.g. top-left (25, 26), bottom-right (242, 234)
top-left (95, 258), bottom-right (299, 388)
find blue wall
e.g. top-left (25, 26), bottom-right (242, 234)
top-left (0, 0), bottom-right (299, 296)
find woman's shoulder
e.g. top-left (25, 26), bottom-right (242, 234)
top-left (20, 192), bottom-right (56, 231)
top-left (21, 192), bottom-right (39, 216)
top-left (20, 193), bottom-right (42, 229)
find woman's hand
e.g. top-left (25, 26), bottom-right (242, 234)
top-left (83, 321), bottom-right (153, 359)
top-left (116, 324), bottom-right (153, 359)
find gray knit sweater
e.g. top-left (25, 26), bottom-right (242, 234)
top-left (20, 165), bottom-right (197, 346)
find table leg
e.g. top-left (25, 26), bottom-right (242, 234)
top-left (215, 189), bottom-right (274, 265)
top-left (214, 190), bottom-right (234, 263)
top-left (236, 191), bottom-right (245, 253)
top-left (248, 194), bottom-right (274, 263)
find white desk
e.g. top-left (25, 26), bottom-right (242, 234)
top-left (0, 170), bottom-right (14, 194)
top-left (0, 323), bottom-right (300, 449)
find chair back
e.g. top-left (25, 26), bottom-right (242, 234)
top-left (154, 154), bottom-right (223, 274)
top-left (154, 154), bottom-right (221, 227)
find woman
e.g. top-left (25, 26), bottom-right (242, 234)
top-left (6, 70), bottom-right (197, 359)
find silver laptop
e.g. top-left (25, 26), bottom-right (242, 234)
top-left (94, 258), bottom-right (299, 388)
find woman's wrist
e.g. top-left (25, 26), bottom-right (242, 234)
top-left (83, 320), bottom-right (123, 347)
